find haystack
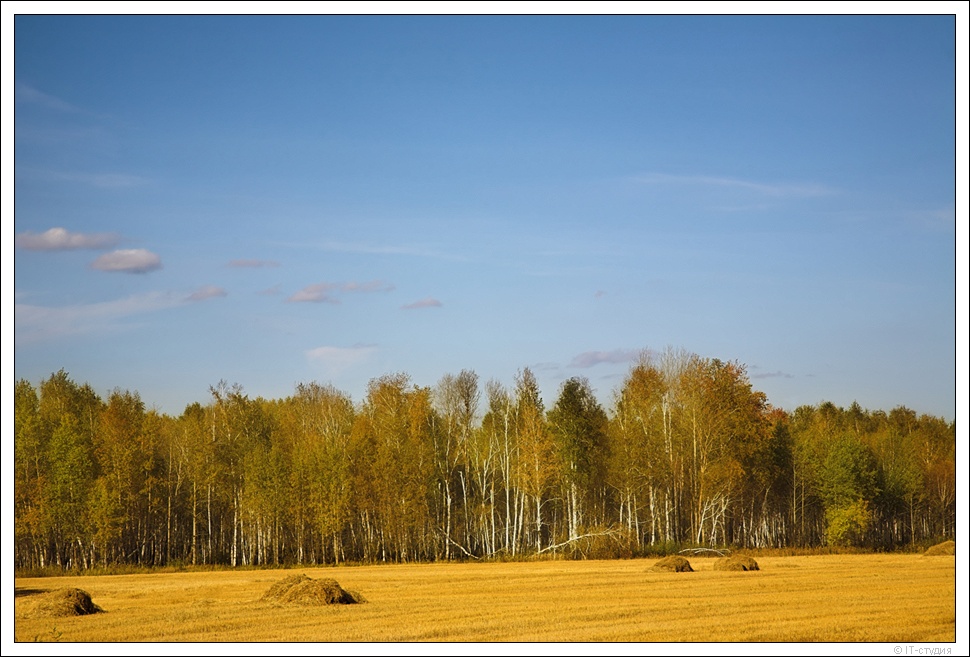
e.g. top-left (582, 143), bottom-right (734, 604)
top-left (262, 574), bottom-right (364, 605)
top-left (714, 555), bottom-right (760, 571)
top-left (924, 540), bottom-right (955, 556)
top-left (20, 588), bottom-right (104, 618)
top-left (651, 556), bottom-right (694, 572)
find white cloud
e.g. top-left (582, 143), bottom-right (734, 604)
top-left (16, 227), bottom-right (120, 251)
top-left (306, 344), bottom-right (377, 373)
top-left (570, 349), bottom-right (641, 368)
top-left (187, 286), bottom-right (228, 302)
top-left (402, 297), bottom-right (443, 310)
top-left (14, 291), bottom-right (184, 345)
top-left (91, 249), bottom-right (162, 274)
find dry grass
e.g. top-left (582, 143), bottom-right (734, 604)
top-left (13, 554), bottom-right (956, 642)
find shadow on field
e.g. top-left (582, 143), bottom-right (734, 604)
top-left (15, 588), bottom-right (49, 598)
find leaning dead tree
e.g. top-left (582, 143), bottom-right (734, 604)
top-left (537, 529), bottom-right (626, 555)
top-left (678, 547), bottom-right (731, 557)
top-left (446, 537), bottom-right (481, 560)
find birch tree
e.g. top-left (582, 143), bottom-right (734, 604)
top-left (512, 368), bottom-right (553, 552)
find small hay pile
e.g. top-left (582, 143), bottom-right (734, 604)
top-left (651, 556), bottom-right (694, 572)
top-left (714, 555), bottom-right (760, 571)
top-left (20, 588), bottom-right (104, 618)
top-left (924, 540), bottom-right (955, 556)
top-left (262, 574), bottom-right (364, 606)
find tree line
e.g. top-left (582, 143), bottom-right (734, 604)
top-left (13, 349), bottom-right (956, 570)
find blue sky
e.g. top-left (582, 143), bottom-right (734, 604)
top-left (7, 10), bottom-right (965, 421)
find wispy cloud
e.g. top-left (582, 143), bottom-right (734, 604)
top-left (16, 82), bottom-right (82, 113)
top-left (187, 285), bottom-right (228, 301)
top-left (53, 171), bottom-right (149, 188)
top-left (402, 297), bottom-right (443, 310)
top-left (902, 206), bottom-right (955, 234)
top-left (90, 249), bottom-right (162, 274)
top-left (16, 227), bottom-right (120, 251)
top-left (16, 167), bottom-right (149, 188)
top-left (15, 291), bottom-right (184, 345)
top-left (228, 259), bottom-right (280, 268)
top-left (287, 280), bottom-right (394, 303)
top-left (306, 344), bottom-right (377, 373)
top-left (303, 240), bottom-right (467, 262)
top-left (751, 370), bottom-right (795, 380)
top-left (570, 349), bottom-right (641, 368)
top-left (634, 172), bottom-right (835, 198)
top-left (532, 362), bottom-right (561, 372)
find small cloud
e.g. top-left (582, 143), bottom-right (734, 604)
top-left (16, 227), bottom-right (120, 251)
top-left (91, 249), bottom-right (162, 274)
top-left (187, 285), bottom-right (228, 302)
top-left (258, 284), bottom-right (282, 296)
top-left (306, 344), bottom-right (377, 373)
top-left (402, 297), bottom-right (443, 310)
top-left (341, 280), bottom-right (395, 293)
top-left (594, 290), bottom-right (607, 298)
top-left (751, 370), bottom-right (795, 380)
top-left (570, 349), bottom-right (640, 368)
top-left (287, 280), bottom-right (394, 303)
top-left (228, 259), bottom-right (280, 268)
top-left (287, 283), bottom-right (339, 303)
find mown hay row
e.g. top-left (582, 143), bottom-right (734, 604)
top-left (713, 555), bottom-right (760, 571)
top-left (651, 556), bottom-right (694, 572)
top-left (18, 588), bottom-right (104, 619)
top-left (262, 574), bottom-right (364, 605)
top-left (923, 540), bottom-right (955, 556)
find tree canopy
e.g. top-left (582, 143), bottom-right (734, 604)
top-left (13, 355), bottom-right (956, 570)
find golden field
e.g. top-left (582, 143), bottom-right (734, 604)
top-left (13, 553), bottom-right (956, 643)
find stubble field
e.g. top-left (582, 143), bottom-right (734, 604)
top-left (13, 553), bottom-right (956, 643)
